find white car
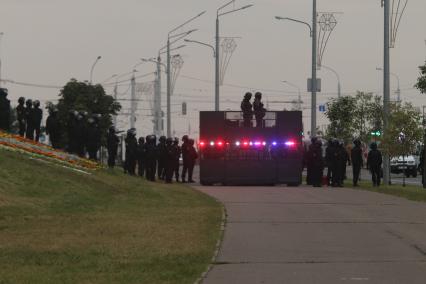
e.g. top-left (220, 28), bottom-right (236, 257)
top-left (390, 155), bottom-right (419, 177)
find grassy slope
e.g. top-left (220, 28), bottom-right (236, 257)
top-left (0, 150), bottom-right (222, 284)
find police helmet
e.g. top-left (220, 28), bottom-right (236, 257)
top-left (109, 126), bottom-right (116, 133)
top-left (18, 97), bottom-right (25, 104)
top-left (311, 136), bottom-right (318, 144)
top-left (370, 142), bottom-right (377, 150)
top-left (87, 117), bottom-right (95, 124)
top-left (26, 99), bottom-right (33, 107)
top-left (244, 92), bottom-right (252, 100)
top-left (353, 139), bottom-right (361, 147)
top-left (166, 137), bottom-right (173, 145)
top-left (182, 135), bottom-right (189, 142)
top-left (189, 139), bottom-right (195, 146)
top-left (255, 92), bottom-right (262, 99)
top-left (33, 100), bottom-right (40, 108)
top-left (138, 137), bottom-right (145, 144)
top-left (173, 137), bottom-right (179, 144)
top-left (159, 136), bottom-right (166, 143)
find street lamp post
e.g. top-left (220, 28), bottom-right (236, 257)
top-left (216, 1), bottom-right (253, 111)
top-left (321, 64), bottom-right (341, 98)
top-left (282, 81), bottom-right (302, 111)
top-left (276, 0), bottom-right (317, 137)
top-left (89, 56), bottom-right (102, 84)
top-left (166, 11), bottom-right (206, 137)
top-left (383, 0), bottom-right (391, 186)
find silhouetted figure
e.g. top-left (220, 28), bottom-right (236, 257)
top-left (306, 137), bottom-right (318, 185)
top-left (16, 97), bottom-right (26, 136)
top-left (75, 113), bottom-right (86, 157)
top-left (165, 137), bottom-right (177, 183)
top-left (107, 127), bottom-right (119, 168)
top-left (181, 135), bottom-right (190, 182)
top-left (351, 139), bottom-right (363, 186)
top-left (307, 139), bottom-right (324, 187)
top-left (145, 135), bottom-right (157, 181)
top-left (67, 110), bottom-right (78, 153)
top-left (32, 100), bottom-right (43, 142)
top-left (420, 148), bottom-right (425, 187)
top-left (157, 136), bottom-right (167, 180)
top-left (367, 142), bottom-right (383, 187)
top-left (25, 99), bottom-right (34, 139)
top-left (186, 139), bottom-right (198, 183)
top-left (253, 92), bottom-right (266, 128)
top-left (336, 141), bottom-right (348, 187)
top-left (86, 117), bottom-right (101, 160)
top-left (173, 137), bottom-right (181, 182)
top-left (125, 128), bottom-right (138, 175)
top-left (137, 137), bottom-right (146, 177)
top-left (46, 108), bottom-right (61, 149)
top-left (325, 138), bottom-right (335, 186)
top-left (241, 92), bottom-right (253, 127)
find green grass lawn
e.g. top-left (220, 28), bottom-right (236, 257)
top-left (0, 149), bottom-right (223, 284)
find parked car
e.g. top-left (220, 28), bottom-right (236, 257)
top-left (390, 155), bottom-right (419, 177)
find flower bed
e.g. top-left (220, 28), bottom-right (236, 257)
top-left (0, 131), bottom-right (101, 170)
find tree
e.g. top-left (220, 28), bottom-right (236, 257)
top-left (325, 96), bottom-right (357, 142)
top-left (381, 102), bottom-right (422, 158)
top-left (415, 61), bottom-right (426, 94)
top-left (54, 79), bottom-right (121, 146)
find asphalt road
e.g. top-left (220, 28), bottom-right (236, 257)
top-left (195, 186), bottom-right (426, 284)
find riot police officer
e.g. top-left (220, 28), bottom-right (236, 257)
top-left (351, 139), bottom-right (364, 186)
top-left (137, 137), bottom-right (146, 177)
top-left (125, 128), bottom-right (138, 175)
top-left (25, 99), bottom-right (34, 139)
top-left (186, 139), bottom-right (198, 183)
top-left (337, 141), bottom-right (348, 187)
top-left (16, 97), bottom-right (26, 136)
top-left (367, 142), bottom-right (382, 186)
top-left (181, 135), bottom-right (190, 182)
top-left (157, 136), bottom-right (167, 180)
top-left (173, 137), bottom-right (181, 182)
top-left (241, 92), bottom-right (253, 127)
top-left (75, 113), bottom-right (86, 157)
top-left (0, 88), bottom-right (10, 131)
top-left (86, 117), bottom-right (101, 160)
top-left (307, 139), bottom-right (324, 187)
top-left (32, 100), bottom-right (43, 142)
top-left (306, 137), bottom-right (318, 185)
top-left (107, 127), bottom-right (119, 168)
top-left (165, 137), bottom-right (177, 183)
top-left (46, 107), bottom-right (61, 148)
top-left (145, 135), bottom-right (157, 181)
top-left (253, 92), bottom-right (266, 128)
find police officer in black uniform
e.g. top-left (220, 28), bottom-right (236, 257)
top-left (25, 99), bottom-right (34, 139)
top-left (145, 135), bottom-right (157, 181)
top-left (107, 127), bottom-right (119, 168)
top-left (367, 142), bottom-right (383, 186)
top-left (0, 88), bottom-right (10, 131)
top-left (181, 135), bottom-right (190, 182)
top-left (173, 137), bottom-right (181, 182)
top-left (325, 138), bottom-right (334, 185)
top-left (32, 100), bottom-right (43, 142)
top-left (125, 128), bottom-right (138, 175)
top-left (137, 137), bottom-right (146, 177)
top-left (253, 92), bottom-right (266, 128)
top-left (75, 113), bottom-right (86, 157)
top-left (351, 139), bottom-right (364, 187)
top-left (307, 139), bottom-right (324, 187)
top-left (156, 136), bottom-right (167, 180)
top-left (165, 137), bottom-right (177, 183)
top-left (16, 97), bottom-right (26, 136)
top-left (337, 141), bottom-right (348, 187)
top-left (306, 137), bottom-right (318, 185)
top-left (186, 139), bottom-right (198, 183)
top-left (86, 117), bottom-right (101, 160)
top-left (46, 107), bottom-right (61, 148)
top-left (241, 92), bottom-right (253, 127)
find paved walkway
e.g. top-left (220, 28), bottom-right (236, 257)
top-left (195, 186), bottom-right (426, 284)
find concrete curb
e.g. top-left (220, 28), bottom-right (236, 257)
top-left (194, 199), bottom-right (227, 284)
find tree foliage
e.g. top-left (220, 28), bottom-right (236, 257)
top-left (325, 96), bottom-right (357, 142)
top-left (415, 61), bottom-right (426, 94)
top-left (53, 79), bottom-right (121, 145)
top-left (381, 102), bottom-right (422, 158)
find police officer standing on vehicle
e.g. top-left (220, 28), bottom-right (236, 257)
top-left (137, 137), bottom-right (146, 177)
top-left (25, 99), bottom-right (34, 139)
top-left (16, 97), bottom-right (26, 136)
top-left (173, 137), bottom-right (181, 182)
top-left (351, 139), bottom-right (363, 187)
top-left (157, 136), bottom-right (167, 180)
top-left (107, 127), bottom-right (119, 168)
top-left (241, 92), bottom-right (253, 127)
top-left (46, 107), bottom-right (61, 149)
top-left (367, 142), bottom-right (383, 186)
top-left (181, 135), bottom-right (190, 182)
top-left (253, 92), bottom-right (266, 128)
top-left (125, 128), bottom-right (138, 175)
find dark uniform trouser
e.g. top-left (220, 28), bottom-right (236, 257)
top-left (127, 158), bottom-right (136, 175)
top-left (26, 126), bottom-right (34, 140)
top-left (35, 127), bottom-right (41, 142)
top-left (138, 160), bottom-right (145, 177)
top-left (158, 160), bottom-right (165, 179)
top-left (146, 160), bottom-right (157, 181)
top-left (181, 160), bottom-right (189, 181)
top-left (353, 164), bottom-right (361, 185)
top-left (19, 122), bottom-right (26, 137)
top-left (108, 150), bottom-right (116, 168)
top-left (165, 161), bottom-right (174, 183)
top-left (188, 161), bottom-right (195, 181)
top-left (371, 167), bottom-right (381, 186)
top-left (174, 160), bottom-right (180, 181)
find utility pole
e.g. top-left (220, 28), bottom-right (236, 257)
top-left (311, 0), bottom-right (318, 137)
top-left (130, 73), bottom-right (136, 129)
top-left (166, 39), bottom-right (171, 137)
top-left (113, 82), bottom-right (118, 126)
top-left (215, 16), bottom-right (220, 111)
top-left (154, 55), bottom-right (162, 136)
top-left (383, 0), bottom-right (391, 185)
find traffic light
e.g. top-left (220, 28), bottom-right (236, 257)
top-left (182, 102), bottom-right (187, 115)
top-left (371, 130), bottom-right (381, 137)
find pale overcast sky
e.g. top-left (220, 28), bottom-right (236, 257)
top-left (1, 0), bottom-right (425, 137)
